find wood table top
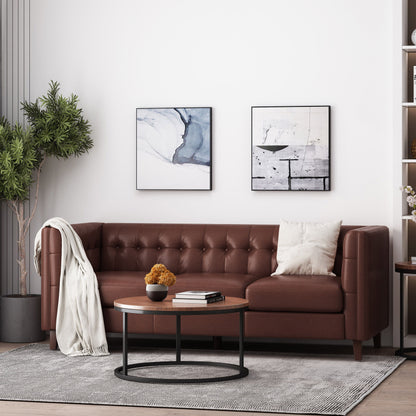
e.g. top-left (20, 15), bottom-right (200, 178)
top-left (114, 295), bottom-right (248, 312)
top-left (395, 261), bottom-right (416, 272)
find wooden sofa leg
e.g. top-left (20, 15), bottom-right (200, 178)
top-left (353, 340), bottom-right (362, 361)
top-left (49, 330), bottom-right (57, 350)
top-left (373, 333), bottom-right (381, 348)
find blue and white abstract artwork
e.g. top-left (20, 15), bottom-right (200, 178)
top-left (251, 106), bottom-right (330, 191)
top-left (136, 107), bottom-right (212, 190)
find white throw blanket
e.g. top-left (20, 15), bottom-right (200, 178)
top-left (34, 217), bottom-right (109, 356)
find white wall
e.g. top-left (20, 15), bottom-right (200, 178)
top-left (29, 0), bottom-right (394, 341)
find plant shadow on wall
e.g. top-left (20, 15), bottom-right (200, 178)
top-left (0, 81), bottom-right (93, 342)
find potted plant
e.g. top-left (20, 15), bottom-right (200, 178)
top-left (144, 264), bottom-right (176, 301)
top-left (0, 81), bottom-right (93, 342)
top-left (403, 185), bottom-right (416, 222)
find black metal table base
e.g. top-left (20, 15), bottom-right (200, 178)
top-left (395, 347), bottom-right (416, 360)
top-left (396, 268), bottom-right (416, 360)
top-left (114, 360), bottom-right (249, 384)
top-left (114, 307), bottom-right (249, 383)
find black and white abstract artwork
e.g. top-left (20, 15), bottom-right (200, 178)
top-left (251, 106), bottom-right (330, 191)
top-left (136, 107), bottom-right (212, 190)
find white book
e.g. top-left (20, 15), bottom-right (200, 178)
top-left (172, 295), bottom-right (225, 305)
top-left (175, 290), bottom-right (221, 299)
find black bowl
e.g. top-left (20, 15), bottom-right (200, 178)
top-left (146, 287), bottom-right (168, 301)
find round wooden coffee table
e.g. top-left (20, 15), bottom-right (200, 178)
top-left (113, 295), bottom-right (249, 383)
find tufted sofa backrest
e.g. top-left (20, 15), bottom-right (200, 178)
top-left (69, 223), bottom-right (360, 277)
top-left (100, 223), bottom-right (277, 277)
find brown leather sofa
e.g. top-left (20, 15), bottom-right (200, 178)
top-left (40, 223), bottom-right (389, 360)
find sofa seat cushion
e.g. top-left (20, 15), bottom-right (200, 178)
top-left (171, 273), bottom-right (260, 298)
top-left (246, 275), bottom-right (343, 313)
top-left (97, 271), bottom-right (146, 307)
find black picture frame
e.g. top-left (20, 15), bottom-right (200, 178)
top-left (251, 105), bottom-right (331, 191)
top-left (136, 107), bottom-right (212, 191)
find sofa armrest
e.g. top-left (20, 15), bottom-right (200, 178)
top-left (341, 226), bottom-right (389, 341)
top-left (40, 222), bottom-right (103, 331)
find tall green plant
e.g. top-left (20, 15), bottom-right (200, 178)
top-left (0, 120), bottom-right (39, 295)
top-left (22, 80), bottom-right (93, 158)
top-left (0, 119), bottom-right (39, 201)
top-left (0, 81), bottom-right (93, 296)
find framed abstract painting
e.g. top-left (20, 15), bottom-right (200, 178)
top-left (251, 106), bottom-right (330, 191)
top-left (136, 107), bottom-right (212, 190)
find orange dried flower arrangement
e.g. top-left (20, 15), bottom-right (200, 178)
top-left (144, 264), bottom-right (176, 286)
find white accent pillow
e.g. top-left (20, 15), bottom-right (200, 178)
top-left (272, 220), bottom-right (342, 276)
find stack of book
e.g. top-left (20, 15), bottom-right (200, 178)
top-left (172, 290), bottom-right (225, 304)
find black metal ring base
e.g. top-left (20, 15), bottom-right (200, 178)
top-left (395, 347), bottom-right (416, 360)
top-left (114, 360), bottom-right (249, 384)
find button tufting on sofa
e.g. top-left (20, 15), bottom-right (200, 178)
top-left (41, 222), bottom-right (390, 361)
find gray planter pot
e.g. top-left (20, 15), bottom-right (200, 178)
top-left (146, 284), bottom-right (168, 301)
top-left (0, 294), bottom-right (45, 342)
